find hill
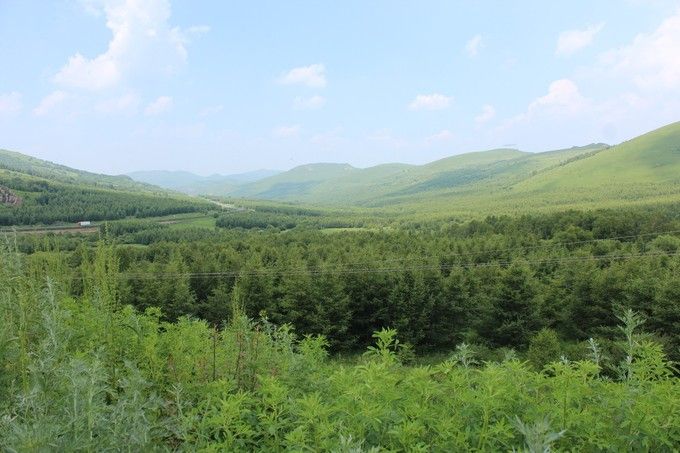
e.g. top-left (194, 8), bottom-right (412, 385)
top-left (512, 122), bottom-right (680, 197)
top-left (212, 121), bottom-right (679, 213)
top-left (3, 121), bottom-right (678, 224)
top-left (0, 149), bottom-right (211, 226)
top-left (226, 146), bottom-right (604, 205)
top-left (127, 169), bottom-right (281, 195)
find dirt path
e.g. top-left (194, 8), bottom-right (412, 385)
top-left (202, 198), bottom-right (245, 210)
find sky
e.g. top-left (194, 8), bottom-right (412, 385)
top-left (1, 0), bottom-right (680, 175)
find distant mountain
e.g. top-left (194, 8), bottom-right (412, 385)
top-left (0, 149), bottom-right (209, 226)
top-left (127, 169), bottom-right (281, 195)
top-left (227, 146), bottom-right (605, 204)
top-left (219, 121), bottom-right (680, 212)
top-left (3, 120), bottom-right (679, 224)
top-left (0, 149), bottom-right (154, 192)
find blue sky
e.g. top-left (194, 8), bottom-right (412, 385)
top-left (1, 0), bottom-right (679, 175)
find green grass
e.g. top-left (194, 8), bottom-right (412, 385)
top-left (164, 215), bottom-right (216, 230)
top-left (215, 122), bottom-right (680, 216)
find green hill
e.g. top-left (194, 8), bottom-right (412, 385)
top-left (127, 169), bottom-right (281, 195)
top-left (0, 149), bottom-right (210, 226)
top-left (0, 149), bottom-right (154, 191)
top-left (217, 121), bottom-right (679, 214)
top-left (3, 121), bottom-right (678, 224)
top-left (230, 163), bottom-right (360, 200)
top-left (402, 122), bottom-right (680, 215)
top-left (227, 146), bottom-right (605, 205)
top-left (513, 122), bottom-right (680, 194)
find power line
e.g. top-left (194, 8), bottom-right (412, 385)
top-left (71, 250), bottom-right (680, 281)
top-left (315, 228), bottom-right (680, 269)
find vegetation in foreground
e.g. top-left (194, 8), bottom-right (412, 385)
top-left (1, 241), bottom-right (679, 451)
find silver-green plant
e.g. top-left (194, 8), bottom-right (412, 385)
top-left (452, 342), bottom-right (478, 369)
top-left (513, 416), bottom-right (566, 453)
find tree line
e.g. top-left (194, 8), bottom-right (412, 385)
top-left (20, 203), bottom-right (680, 359)
top-left (0, 173), bottom-right (208, 225)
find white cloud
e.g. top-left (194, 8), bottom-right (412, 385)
top-left (475, 104), bottom-right (496, 124)
top-left (465, 34), bottom-right (484, 57)
top-left (96, 92), bottom-right (139, 113)
top-left (368, 128), bottom-right (407, 148)
top-left (144, 95), bottom-right (173, 115)
top-left (293, 95), bottom-right (326, 110)
top-left (54, 0), bottom-right (206, 91)
top-left (599, 11), bottom-right (680, 90)
top-left (528, 79), bottom-right (587, 115)
top-left (409, 93), bottom-right (452, 111)
top-left (200, 104), bottom-right (224, 117)
top-left (273, 125), bottom-right (301, 138)
top-left (556, 23), bottom-right (604, 56)
top-left (278, 64), bottom-right (326, 88)
top-left (310, 127), bottom-right (343, 147)
top-left (55, 52), bottom-right (120, 91)
top-left (0, 92), bottom-right (22, 116)
top-left (33, 91), bottom-right (68, 116)
top-left (425, 130), bottom-right (454, 144)
top-left (495, 12), bottom-right (680, 148)
top-left (498, 79), bottom-right (588, 134)
top-left (185, 25), bottom-right (211, 35)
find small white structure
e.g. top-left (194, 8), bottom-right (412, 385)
top-left (78, 221), bottom-right (92, 227)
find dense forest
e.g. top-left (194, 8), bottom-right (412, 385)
top-left (1, 236), bottom-right (678, 450)
top-left (3, 200), bottom-right (680, 450)
top-left (0, 172), bottom-right (209, 225)
top-left (10, 202), bottom-right (680, 362)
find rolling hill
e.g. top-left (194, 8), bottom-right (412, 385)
top-left (0, 149), bottom-right (211, 226)
top-left (3, 121), bottom-right (679, 225)
top-left (216, 121), bottom-right (680, 213)
top-left (127, 169), bottom-right (281, 195)
top-left (0, 149), bottom-right (155, 192)
top-left (224, 145), bottom-right (608, 205)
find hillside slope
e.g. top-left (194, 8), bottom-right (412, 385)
top-left (0, 149), bottom-right (210, 226)
top-left (412, 122), bottom-right (680, 214)
top-left (216, 121), bottom-right (679, 213)
top-left (0, 149), bottom-right (154, 191)
top-left (228, 146), bottom-right (606, 205)
top-left (127, 169), bottom-right (281, 195)
top-left (513, 122), bottom-right (680, 194)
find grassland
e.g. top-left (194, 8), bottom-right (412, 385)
top-left (210, 122), bottom-right (680, 217)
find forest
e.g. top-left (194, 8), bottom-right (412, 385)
top-left (2, 200), bottom-right (680, 450)
top-left (0, 174), bottom-right (209, 225)
top-left (1, 223), bottom-right (679, 450)
top-left (13, 202), bottom-right (678, 358)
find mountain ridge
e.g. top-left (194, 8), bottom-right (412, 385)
top-left (2, 120), bottom-right (679, 222)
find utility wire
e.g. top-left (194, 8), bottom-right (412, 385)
top-left (70, 250), bottom-right (680, 281)
top-left (155, 227), bottom-right (680, 277)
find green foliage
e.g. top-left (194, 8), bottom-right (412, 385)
top-left (0, 149), bottom-right (211, 226)
top-left (512, 416), bottom-right (565, 453)
top-left (1, 243), bottom-right (679, 450)
top-left (527, 329), bottom-right (562, 371)
top-left (199, 122), bottom-right (680, 216)
top-left (8, 202), bottom-right (680, 357)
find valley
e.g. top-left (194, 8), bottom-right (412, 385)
top-left (2, 2), bottom-right (680, 447)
